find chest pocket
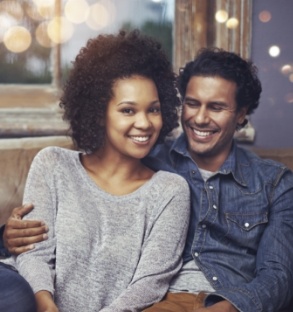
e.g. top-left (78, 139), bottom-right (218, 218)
top-left (226, 212), bottom-right (268, 231)
top-left (224, 212), bottom-right (268, 250)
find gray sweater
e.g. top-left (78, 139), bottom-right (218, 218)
top-left (16, 147), bottom-right (190, 312)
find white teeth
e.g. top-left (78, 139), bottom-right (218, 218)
top-left (193, 129), bottom-right (212, 137)
top-left (131, 136), bottom-right (149, 142)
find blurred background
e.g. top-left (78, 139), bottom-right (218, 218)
top-left (0, 0), bottom-right (292, 148)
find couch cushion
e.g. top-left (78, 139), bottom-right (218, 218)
top-left (0, 136), bottom-right (74, 226)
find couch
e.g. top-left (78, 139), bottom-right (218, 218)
top-left (0, 136), bottom-right (74, 226)
top-left (0, 136), bottom-right (293, 226)
top-left (0, 136), bottom-right (292, 310)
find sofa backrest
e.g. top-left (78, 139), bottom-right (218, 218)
top-left (0, 136), bottom-right (292, 226)
top-left (0, 136), bottom-right (74, 226)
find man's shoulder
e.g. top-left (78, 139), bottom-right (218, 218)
top-left (143, 139), bottom-right (177, 172)
top-left (236, 145), bottom-right (292, 180)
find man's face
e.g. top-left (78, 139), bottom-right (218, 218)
top-left (181, 75), bottom-right (247, 171)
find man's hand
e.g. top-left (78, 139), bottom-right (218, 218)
top-left (3, 204), bottom-right (48, 255)
top-left (35, 290), bottom-right (59, 312)
top-left (196, 300), bottom-right (239, 312)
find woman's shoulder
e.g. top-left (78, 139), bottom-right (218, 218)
top-left (33, 146), bottom-right (79, 165)
top-left (152, 170), bottom-right (189, 192)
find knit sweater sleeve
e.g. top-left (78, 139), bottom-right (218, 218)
top-left (16, 147), bottom-right (58, 295)
top-left (100, 173), bottom-right (191, 312)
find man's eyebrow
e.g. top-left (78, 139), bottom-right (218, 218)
top-left (208, 101), bottom-right (229, 107)
top-left (183, 96), bottom-right (198, 102)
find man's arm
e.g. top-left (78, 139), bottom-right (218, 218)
top-left (196, 300), bottom-right (238, 312)
top-left (3, 204), bottom-right (48, 255)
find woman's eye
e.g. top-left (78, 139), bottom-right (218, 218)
top-left (122, 108), bottom-right (134, 114)
top-left (149, 107), bottom-right (161, 113)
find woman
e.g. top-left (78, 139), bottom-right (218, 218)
top-left (1, 30), bottom-right (190, 312)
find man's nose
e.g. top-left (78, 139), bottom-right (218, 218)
top-left (194, 106), bottom-right (210, 124)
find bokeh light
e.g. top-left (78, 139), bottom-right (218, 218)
top-left (259, 10), bottom-right (271, 23)
top-left (268, 45), bottom-right (280, 57)
top-left (65, 0), bottom-right (90, 24)
top-left (35, 21), bottom-right (54, 48)
top-left (33, 0), bottom-right (55, 19)
top-left (280, 64), bottom-right (293, 76)
top-left (86, 3), bottom-right (110, 30)
top-left (0, 0), bottom-right (24, 21)
top-left (215, 10), bottom-right (228, 23)
top-left (0, 13), bottom-right (18, 42)
top-left (226, 17), bottom-right (239, 29)
top-left (26, 2), bottom-right (44, 21)
top-left (47, 16), bottom-right (74, 44)
top-left (3, 26), bottom-right (32, 53)
top-left (284, 93), bottom-right (293, 103)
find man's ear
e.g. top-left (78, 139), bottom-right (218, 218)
top-left (237, 107), bottom-right (248, 125)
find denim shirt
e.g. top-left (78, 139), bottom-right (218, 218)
top-left (143, 133), bottom-right (293, 312)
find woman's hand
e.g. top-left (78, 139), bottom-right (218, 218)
top-left (35, 290), bottom-right (59, 312)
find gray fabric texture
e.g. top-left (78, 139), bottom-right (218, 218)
top-left (15, 147), bottom-right (190, 312)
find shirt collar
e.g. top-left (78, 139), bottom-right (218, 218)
top-left (170, 133), bottom-right (247, 186)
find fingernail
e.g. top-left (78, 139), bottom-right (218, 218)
top-left (29, 244), bottom-right (35, 250)
top-left (43, 234), bottom-right (48, 240)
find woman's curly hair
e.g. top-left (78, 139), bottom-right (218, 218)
top-left (177, 47), bottom-right (262, 128)
top-left (60, 29), bottom-right (180, 153)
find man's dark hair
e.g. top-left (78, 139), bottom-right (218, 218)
top-left (60, 30), bottom-right (180, 153)
top-left (177, 47), bottom-right (262, 127)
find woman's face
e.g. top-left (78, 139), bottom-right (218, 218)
top-left (103, 75), bottom-right (163, 160)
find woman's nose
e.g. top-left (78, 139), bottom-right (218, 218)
top-left (135, 113), bottom-right (151, 129)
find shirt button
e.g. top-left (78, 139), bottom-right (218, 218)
top-left (194, 252), bottom-right (199, 257)
top-left (212, 276), bottom-right (218, 281)
top-left (191, 170), bottom-right (196, 174)
top-left (202, 224), bottom-right (207, 229)
top-left (212, 204), bottom-right (217, 209)
top-left (209, 185), bottom-right (214, 189)
top-left (244, 222), bottom-right (250, 228)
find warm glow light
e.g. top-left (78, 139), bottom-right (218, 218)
top-left (215, 10), bottom-right (228, 23)
top-left (65, 0), bottom-right (90, 24)
top-left (259, 10), bottom-right (271, 23)
top-left (269, 45), bottom-right (280, 57)
top-left (3, 26), bottom-right (32, 53)
top-left (284, 93), bottom-right (293, 103)
top-left (36, 22), bottom-right (54, 48)
top-left (47, 16), bottom-right (74, 44)
top-left (226, 17), bottom-right (239, 29)
top-left (0, 0), bottom-right (24, 21)
top-left (34, 0), bottom-right (55, 19)
top-left (86, 3), bottom-right (110, 30)
top-left (281, 64), bottom-right (293, 76)
top-left (0, 13), bottom-right (18, 42)
top-left (26, 2), bottom-right (44, 21)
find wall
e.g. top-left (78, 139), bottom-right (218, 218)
top-left (250, 0), bottom-right (293, 148)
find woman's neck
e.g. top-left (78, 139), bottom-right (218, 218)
top-left (80, 152), bottom-right (154, 195)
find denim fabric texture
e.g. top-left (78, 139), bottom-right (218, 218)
top-left (0, 226), bottom-right (10, 258)
top-left (0, 262), bottom-right (36, 312)
top-left (144, 133), bottom-right (293, 312)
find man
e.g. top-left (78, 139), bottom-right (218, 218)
top-left (2, 48), bottom-right (293, 312)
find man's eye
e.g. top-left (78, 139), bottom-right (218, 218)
top-left (184, 101), bottom-right (199, 107)
top-left (210, 106), bottom-right (223, 112)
